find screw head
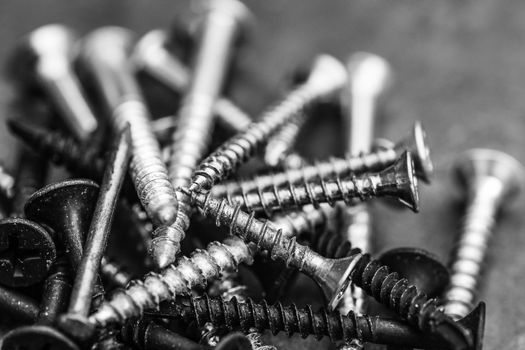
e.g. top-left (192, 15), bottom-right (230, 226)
top-left (305, 55), bottom-right (347, 98)
top-left (197, 0), bottom-right (253, 30)
top-left (0, 218), bottom-right (56, 288)
top-left (457, 302), bottom-right (486, 350)
top-left (132, 30), bottom-right (169, 69)
top-left (81, 27), bottom-right (135, 72)
top-left (378, 247), bottom-right (449, 297)
top-left (454, 148), bottom-right (525, 204)
top-left (2, 325), bottom-right (79, 350)
top-left (396, 121), bottom-right (434, 183)
top-left (347, 52), bottom-right (393, 98)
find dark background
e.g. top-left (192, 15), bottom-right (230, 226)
top-left (2, 1), bottom-right (525, 348)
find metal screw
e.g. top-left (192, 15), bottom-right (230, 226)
top-left (89, 236), bottom-right (254, 327)
top-left (9, 24), bottom-right (98, 142)
top-left (149, 294), bottom-right (455, 349)
top-left (133, 29), bottom-right (252, 133)
top-left (189, 54), bottom-right (347, 193)
top-left (217, 151), bottom-right (420, 215)
top-left (58, 127), bottom-right (131, 341)
top-left (0, 283), bottom-right (39, 324)
top-left (263, 112), bottom-right (307, 168)
top-left (100, 256), bottom-right (133, 289)
top-left (152, 0), bottom-right (251, 269)
top-left (2, 256), bottom-right (79, 350)
top-left (442, 149), bottom-right (525, 320)
top-left (0, 163), bottom-right (15, 200)
top-left (181, 189), bottom-right (473, 349)
top-left (80, 27), bottom-right (178, 228)
top-left (210, 121), bottom-right (432, 200)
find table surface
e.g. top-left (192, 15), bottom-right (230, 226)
top-left (2, 1), bottom-right (525, 349)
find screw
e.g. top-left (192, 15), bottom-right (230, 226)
top-left (89, 236), bottom-right (254, 327)
top-left (149, 295), bottom-right (455, 349)
top-left (0, 283), bottom-right (39, 324)
top-left (190, 54), bottom-right (347, 193)
top-left (9, 24), bottom-right (97, 142)
top-left (100, 256), bottom-right (133, 289)
top-left (80, 27), bottom-right (178, 228)
top-left (217, 151), bottom-right (420, 215)
top-left (210, 121), bottom-right (432, 201)
top-left (263, 112), bottom-right (307, 168)
top-left (442, 149), bottom-right (525, 320)
top-left (183, 189), bottom-right (473, 349)
top-left (133, 29), bottom-right (252, 133)
top-left (2, 256), bottom-right (79, 350)
top-left (0, 163), bottom-right (14, 200)
top-left (152, 0), bottom-right (251, 269)
top-left (58, 127), bottom-right (131, 341)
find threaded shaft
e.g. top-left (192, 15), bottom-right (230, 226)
top-left (311, 230), bottom-right (355, 259)
top-left (152, 295), bottom-right (447, 348)
top-left (442, 187), bottom-right (497, 320)
top-left (264, 112), bottom-right (308, 167)
top-left (89, 237), bottom-right (254, 327)
top-left (219, 171), bottom-right (386, 216)
top-left (190, 83), bottom-right (325, 192)
top-left (272, 203), bottom-right (336, 240)
top-left (112, 100), bottom-right (178, 227)
top-left (210, 148), bottom-right (398, 199)
top-left (100, 257), bottom-right (133, 289)
top-left (187, 191), bottom-right (472, 349)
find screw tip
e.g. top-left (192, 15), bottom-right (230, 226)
top-left (149, 237), bottom-right (180, 269)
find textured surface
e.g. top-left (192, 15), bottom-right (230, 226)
top-left (1, 0), bottom-right (525, 349)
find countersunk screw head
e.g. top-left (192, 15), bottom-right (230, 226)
top-left (395, 121), bottom-right (434, 183)
top-left (1, 324), bottom-right (80, 350)
top-left (305, 54), bottom-right (348, 99)
top-left (456, 302), bottom-right (486, 350)
top-left (347, 52), bottom-right (392, 98)
top-left (454, 148), bottom-right (525, 203)
top-left (0, 218), bottom-right (56, 288)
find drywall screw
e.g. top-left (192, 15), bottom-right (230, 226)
top-left (9, 24), bottom-right (97, 141)
top-left (133, 29), bottom-right (252, 133)
top-left (190, 54), bottom-right (347, 192)
top-left (80, 27), bottom-right (178, 227)
top-left (0, 283), bottom-right (39, 324)
top-left (58, 127), bottom-right (131, 340)
top-left (0, 163), bottom-right (14, 200)
top-left (263, 112), bottom-right (307, 168)
top-left (149, 295), bottom-right (455, 349)
top-left (442, 149), bottom-right (525, 320)
top-left (153, 0), bottom-right (250, 269)
top-left (182, 190), bottom-right (473, 349)
top-left (100, 256), bottom-right (133, 289)
top-left (218, 151), bottom-right (420, 215)
top-left (2, 256), bottom-right (79, 350)
top-left (88, 236), bottom-right (255, 327)
top-left (210, 121), bottom-right (432, 201)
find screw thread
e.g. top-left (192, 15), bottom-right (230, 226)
top-left (264, 112), bottom-right (308, 167)
top-left (311, 230), bottom-right (355, 259)
top-left (112, 100), bottom-right (178, 226)
top-left (89, 237), bottom-right (254, 327)
top-left (272, 203), bottom-right (336, 240)
top-left (221, 171), bottom-right (383, 216)
top-left (442, 190), bottom-right (497, 320)
top-left (210, 148), bottom-right (397, 199)
top-left (191, 84), bottom-right (322, 192)
top-left (100, 257), bottom-right (133, 289)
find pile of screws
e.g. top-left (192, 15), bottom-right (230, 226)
top-left (0, 1), bottom-right (522, 350)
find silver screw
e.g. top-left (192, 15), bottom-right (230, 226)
top-left (89, 236), bottom-right (254, 327)
top-left (0, 163), bottom-right (14, 200)
top-left (442, 148), bottom-right (524, 320)
top-left (132, 29), bottom-right (252, 133)
top-left (190, 54), bottom-right (348, 192)
top-left (263, 112), bottom-right (307, 168)
top-left (100, 257), bottom-right (132, 289)
top-left (210, 121), bottom-right (432, 200)
top-left (11, 24), bottom-right (98, 142)
top-left (80, 27), bottom-right (179, 228)
top-left (217, 151), bottom-right (420, 215)
top-left (151, 0), bottom-right (251, 269)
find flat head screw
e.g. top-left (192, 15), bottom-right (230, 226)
top-left (133, 29), bottom-right (252, 133)
top-left (218, 151), bottom-right (420, 215)
top-left (152, 0), bottom-right (251, 269)
top-left (183, 190), bottom-right (473, 350)
top-left (442, 149), bottom-right (524, 320)
top-left (80, 27), bottom-right (178, 228)
top-left (9, 24), bottom-right (97, 142)
top-left (2, 257), bottom-right (79, 350)
top-left (58, 127), bottom-right (131, 341)
top-left (190, 54), bottom-right (347, 193)
top-left (209, 121), bottom-right (432, 200)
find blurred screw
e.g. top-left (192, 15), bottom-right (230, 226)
top-left (442, 149), bottom-right (524, 320)
top-left (9, 24), bottom-right (97, 141)
top-left (263, 111), bottom-right (307, 168)
top-left (190, 54), bottom-right (347, 192)
top-left (0, 283), bottom-right (39, 324)
top-left (133, 29), bottom-right (252, 133)
top-left (80, 27), bottom-right (178, 227)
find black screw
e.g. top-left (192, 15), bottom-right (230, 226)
top-left (2, 256), bottom-right (79, 350)
top-left (0, 283), bottom-right (39, 324)
top-left (58, 127), bottom-right (131, 341)
top-left (148, 295), bottom-right (452, 349)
